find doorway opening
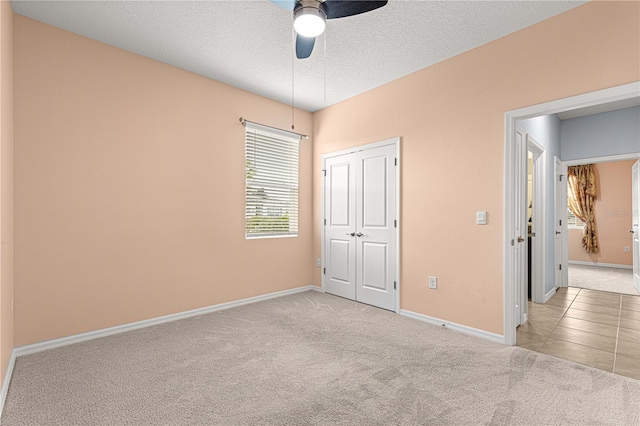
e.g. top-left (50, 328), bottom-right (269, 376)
top-left (563, 157), bottom-right (640, 296)
top-left (504, 81), bottom-right (640, 345)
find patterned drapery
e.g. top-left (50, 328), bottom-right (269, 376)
top-left (567, 164), bottom-right (598, 253)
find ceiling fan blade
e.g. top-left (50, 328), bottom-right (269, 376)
top-left (269, 0), bottom-right (297, 12)
top-left (322, 1), bottom-right (387, 19)
top-left (296, 34), bottom-right (315, 59)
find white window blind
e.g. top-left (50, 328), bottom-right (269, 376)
top-left (567, 208), bottom-right (586, 228)
top-left (245, 122), bottom-right (300, 238)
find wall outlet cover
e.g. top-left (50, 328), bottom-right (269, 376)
top-left (429, 276), bottom-right (437, 289)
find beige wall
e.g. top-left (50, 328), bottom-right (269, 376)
top-left (13, 16), bottom-right (313, 346)
top-left (0, 0), bottom-right (14, 384)
top-left (312, 1), bottom-right (640, 335)
top-left (569, 160), bottom-right (636, 266)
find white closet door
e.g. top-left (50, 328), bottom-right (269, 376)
top-left (323, 142), bottom-right (397, 312)
top-left (324, 153), bottom-right (357, 301)
top-left (355, 144), bottom-right (396, 311)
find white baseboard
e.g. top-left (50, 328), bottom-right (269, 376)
top-left (15, 285), bottom-right (319, 358)
top-left (568, 260), bottom-right (632, 270)
top-left (0, 348), bottom-right (16, 418)
top-left (544, 287), bottom-right (557, 303)
top-left (399, 309), bottom-right (505, 344)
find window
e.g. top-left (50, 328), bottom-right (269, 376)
top-left (567, 208), bottom-right (585, 228)
top-left (245, 122), bottom-right (300, 238)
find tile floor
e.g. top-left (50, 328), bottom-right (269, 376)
top-left (516, 286), bottom-right (640, 379)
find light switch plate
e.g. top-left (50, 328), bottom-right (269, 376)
top-left (429, 276), bottom-right (437, 289)
top-left (476, 211), bottom-right (487, 225)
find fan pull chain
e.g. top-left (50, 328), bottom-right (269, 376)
top-left (324, 32), bottom-right (327, 104)
top-left (291, 25), bottom-right (295, 131)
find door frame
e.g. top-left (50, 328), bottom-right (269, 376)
top-left (633, 160), bottom-right (640, 292)
top-left (504, 81), bottom-right (639, 346)
top-left (321, 137), bottom-right (401, 314)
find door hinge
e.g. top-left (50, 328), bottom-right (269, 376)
top-left (394, 219), bottom-right (397, 228)
top-left (323, 267), bottom-right (326, 275)
top-left (511, 239), bottom-right (515, 246)
top-left (559, 264), bottom-right (562, 271)
top-left (323, 169), bottom-right (326, 176)
top-left (559, 174), bottom-right (564, 181)
top-left (559, 219), bottom-right (562, 226)
top-left (324, 219), bottom-right (326, 225)
top-left (394, 281), bottom-right (397, 290)
top-left (394, 158), bottom-right (397, 166)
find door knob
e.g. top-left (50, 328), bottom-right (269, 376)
top-left (346, 232), bottom-right (355, 236)
top-left (356, 232), bottom-right (364, 237)
top-left (517, 236), bottom-right (525, 243)
top-left (555, 231), bottom-right (561, 235)
top-left (631, 230), bottom-right (636, 234)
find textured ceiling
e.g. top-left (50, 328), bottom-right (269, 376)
top-left (11, 0), bottom-right (587, 112)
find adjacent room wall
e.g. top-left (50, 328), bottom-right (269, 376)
top-left (561, 106), bottom-right (640, 161)
top-left (13, 16), bottom-right (314, 346)
top-left (312, 1), bottom-right (639, 335)
top-left (569, 160), bottom-right (635, 267)
top-left (517, 114), bottom-right (561, 295)
top-left (0, 0), bottom-right (14, 389)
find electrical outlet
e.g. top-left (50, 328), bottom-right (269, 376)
top-left (624, 246), bottom-right (630, 253)
top-left (429, 276), bottom-right (437, 289)
top-left (316, 258), bottom-right (321, 267)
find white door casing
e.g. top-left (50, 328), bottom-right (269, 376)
top-left (633, 160), bottom-right (640, 292)
top-left (322, 138), bottom-right (400, 312)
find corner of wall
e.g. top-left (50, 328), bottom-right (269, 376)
top-left (0, 0), bottom-right (15, 404)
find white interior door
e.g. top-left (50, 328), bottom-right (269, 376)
top-left (323, 141), bottom-right (398, 312)
top-left (554, 157), bottom-right (566, 289)
top-left (324, 153), bottom-right (357, 301)
top-left (355, 144), bottom-right (397, 311)
top-left (515, 129), bottom-right (527, 326)
top-left (632, 160), bottom-right (640, 292)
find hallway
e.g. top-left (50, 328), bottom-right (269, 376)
top-left (516, 287), bottom-right (640, 379)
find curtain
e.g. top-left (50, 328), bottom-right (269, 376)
top-left (567, 164), bottom-right (598, 253)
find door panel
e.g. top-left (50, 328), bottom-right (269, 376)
top-left (329, 239), bottom-right (351, 284)
top-left (330, 162), bottom-right (351, 226)
top-left (324, 154), bottom-right (356, 300)
top-left (362, 155), bottom-right (388, 228)
top-left (633, 160), bottom-right (639, 292)
top-left (362, 242), bottom-right (387, 291)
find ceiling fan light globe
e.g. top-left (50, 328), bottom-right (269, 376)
top-left (294, 7), bottom-right (326, 37)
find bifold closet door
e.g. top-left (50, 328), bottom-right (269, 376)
top-left (324, 144), bottom-right (396, 311)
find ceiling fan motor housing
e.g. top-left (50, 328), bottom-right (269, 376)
top-left (293, 0), bottom-right (327, 38)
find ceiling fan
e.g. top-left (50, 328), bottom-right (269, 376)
top-left (270, 0), bottom-right (388, 59)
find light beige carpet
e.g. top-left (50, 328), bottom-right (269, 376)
top-left (2, 291), bottom-right (639, 425)
top-left (569, 263), bottom-right (640, 296)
